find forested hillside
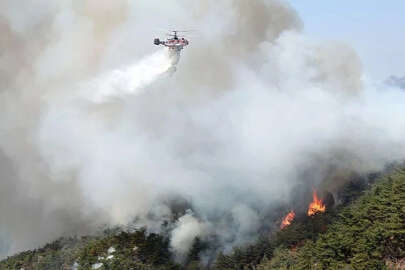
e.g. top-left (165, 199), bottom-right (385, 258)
top-left (216, 169), bottom-right (405, 270)
top-left (1, 169), bottom-right (404, 270)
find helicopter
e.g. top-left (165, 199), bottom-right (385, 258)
top-left (154, 30), bottom-right (190, 51)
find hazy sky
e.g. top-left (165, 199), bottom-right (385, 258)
top-left (288, 0), bottom-right (405, 79)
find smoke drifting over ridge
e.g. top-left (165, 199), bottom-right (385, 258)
top-left (0, 0), bottom-right (405, 259)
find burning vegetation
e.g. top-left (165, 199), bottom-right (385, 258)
top-left (280, 189), bottom-right (327, 230)
top-left (1, 169), bottom-right (404, 270)
top-left (280, 210), bottom-right (296, 229)
top-left (307, 190), bottom-right (326, 216)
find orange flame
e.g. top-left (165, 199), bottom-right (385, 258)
top-left (307, 190), bottom-right (326, 216)
top-left (280, 210), bottom-right (296, 229)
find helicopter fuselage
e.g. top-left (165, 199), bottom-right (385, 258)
top-left (154, 33), bottom-right (189, 52)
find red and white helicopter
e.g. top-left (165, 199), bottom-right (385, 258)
top-left (154, 30), bottom-right (190, 51)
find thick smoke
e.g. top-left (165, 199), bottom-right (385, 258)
top-left (1, 0), bottom-right (405, 260)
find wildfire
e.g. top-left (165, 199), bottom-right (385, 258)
top-left (280, 210), bottom-right (296, 229)
top-left (307, 190), bottom-right (326, 216)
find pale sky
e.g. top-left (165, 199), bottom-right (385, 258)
top-left (287, 0), bottom-right (405, 79)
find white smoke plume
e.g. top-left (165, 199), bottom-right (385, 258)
top-left (170, 210), bottom-right (210, 260)
top-left (0, 0), bottom-right (405, 260)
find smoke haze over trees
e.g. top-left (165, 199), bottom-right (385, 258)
top-left (0, 0), bottom-right (405, 260)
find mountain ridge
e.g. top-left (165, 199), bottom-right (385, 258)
top-left (1, 168), bottom-right (404, 270)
